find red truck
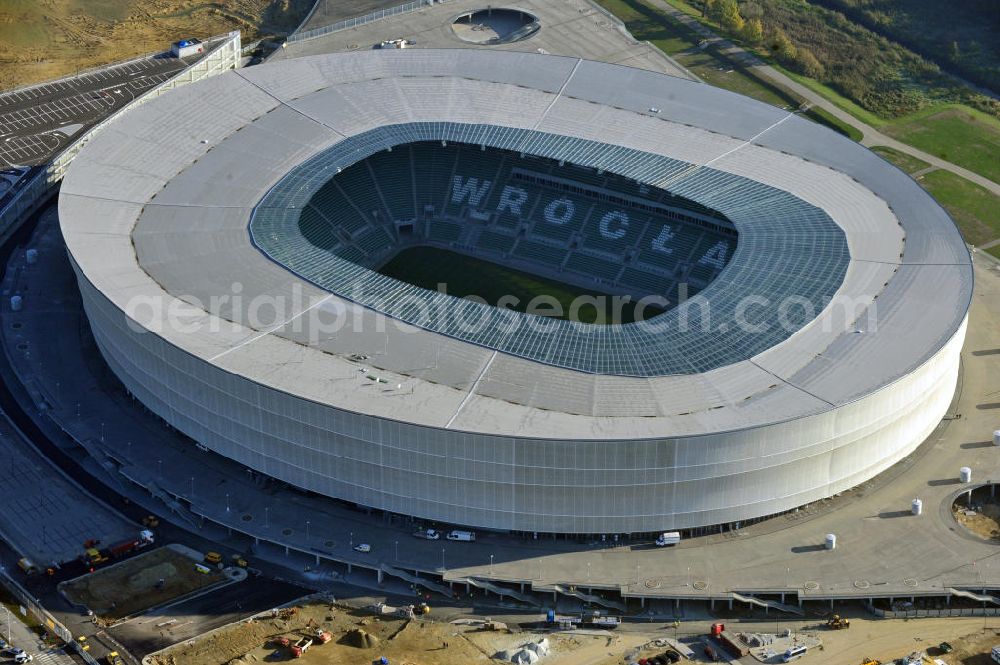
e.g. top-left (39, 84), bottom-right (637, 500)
top-left (709, 623), bottom-right (749, 658)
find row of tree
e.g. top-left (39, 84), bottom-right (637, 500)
top-left (701, 0), bottom-right (824, 78)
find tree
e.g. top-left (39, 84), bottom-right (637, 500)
top-left (795, 47), bottom-right (825, 79)
top-left (715, 0), bottom-right (744, 34)
top-left (702, 0), bottom-right (716, 18)
top-left (742, 17), bottom-right (764, 44)
top-left (767, 27), bottom-right (797, 63)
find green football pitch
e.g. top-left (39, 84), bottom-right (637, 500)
top-left (377, 246), bottom-right (665, 324)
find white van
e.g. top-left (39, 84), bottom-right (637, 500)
top-left (782, 645), bottom-right (807, 662)
top-left (655, 532), bottom-right (681, 547)
top-left (446, 530), bottom-right (476, 542)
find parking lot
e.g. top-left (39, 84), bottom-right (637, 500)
top-left (0, 52), bottom-right (199, 168)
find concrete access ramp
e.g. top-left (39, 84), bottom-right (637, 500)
top-left (730, 592), bottom-right (804, 615)
top-left (457, 577), bottom-right (539, 604)
top-left (948, 587), bottom-right (1000, 604)
top-left (547, 585), bottom-right (628, 612)
top-left (380, 564), bottom-right (454, 597)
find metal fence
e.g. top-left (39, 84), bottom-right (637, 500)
top-left (288, 0), bottom-right (447, 43)
top-left (0, 31), bottom-right (241, 245)
top-left (0, 569), bottom-right (72, 642)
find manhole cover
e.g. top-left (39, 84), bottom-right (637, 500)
top-left (241, 514), bottom-right (252, 522)
top-left (693, 581), bottom-right (708, 590)
top-left (282, 528), bottom-right (293, 536)
top-left (853, 579), bottom-right (870, 589)
top-left (903, 578), bottom-right (918, 587)
top-left (804, 581), bottom-right (820, 590)
top-left (644, 579), bottom-right (661, 589)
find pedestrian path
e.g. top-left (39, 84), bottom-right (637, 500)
top-left (0, 606), bottom-right (74, 665)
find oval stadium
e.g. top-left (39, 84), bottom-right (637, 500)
top-left (58, 49), bottom-right (972, 536)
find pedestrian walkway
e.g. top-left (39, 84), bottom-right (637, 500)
top-left (0, 605), bottom-right (73, 665)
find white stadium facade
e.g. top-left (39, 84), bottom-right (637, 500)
top-left (58, 49), bottom-right (972, 536)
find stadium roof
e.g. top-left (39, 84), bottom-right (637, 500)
top-left (252, 122), bottom-right (849, 377)
top-left (59, 49), bottom-right (972, 439)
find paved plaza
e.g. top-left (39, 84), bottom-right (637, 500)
top-left (274, 0), bottom-right (694, 80)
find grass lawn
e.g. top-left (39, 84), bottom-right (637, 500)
top-left (377, 246), bottom-right (663, 324)
top-left (917, 170), bottom-right (1000, 247)
top-left (869, 146), bottom-right (931, 175)
top-left (882, 106), bottom-right (1000, 185)
top-left (801, 106), bottom-right (863, 141)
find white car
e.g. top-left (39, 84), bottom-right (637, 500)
top-left (354, 543), bottom-right (371, 553)
top-left (15, 654), bottom-right (33, 664)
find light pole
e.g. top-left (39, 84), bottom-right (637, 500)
top-left (350, 532), bottom-right (353, 549)
top-left (190, 476), bottom-right (194, 499)
top-left (264, 506), bottom-right (269, 528)
top-left (306, 520), bottom-right (310, 541)
top-left (441, 548), bottom-right (445, 569)
top-left (395, 540), bottom-right (399, 562)
top-left (490, 554), bottom-right (494, 577)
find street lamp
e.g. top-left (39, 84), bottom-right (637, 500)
top-left (490, 554), bottom-right (494, 577)
top-left (395, 540), bottom-right (399, 562)
top-left (350, 532), bottom-right (353, 549)
top-left (306, 520), bottom-right (310, 541)
top-left (441, 548), bottom-right (445, 569)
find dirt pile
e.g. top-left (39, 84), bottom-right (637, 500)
top-left (343, 627), bottom-right (379, 648)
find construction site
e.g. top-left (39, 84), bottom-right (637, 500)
top-left (59, 543), bottom-right (230, 623)
top-left (142, 596), bottom-right (1000, 665)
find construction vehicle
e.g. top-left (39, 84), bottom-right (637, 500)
top-left (417, 602), bottom-right (431, 615)
top-left (83, 530), bottom-right (154, 567)
top-left (937, 643), bottom-right (953, 654)
top-left (204, 551), bottom-right (223, 565)
top-left (141, 515), bottom-right (159, 528)
top-left (709, 623), bottom-right (750, 657)
top-left (76, 636), bottom-right (90, 652)
top-left (860, 659), bottom-right (881, 665)
top-left (85, 547), bottom-right (108, 565)
top-left (106, 652), bottom-right (123, 665)
top-left (230, 554), bottom-right (248, 568)
top-left (291, 636), bottom-right (313, 658)
top-left (314, 629), bottom-right (331, 644)
top-left (826, 614), bottom-right (851, 629)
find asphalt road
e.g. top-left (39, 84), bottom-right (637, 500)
top-left (106, 577), bottom-right (309, 658)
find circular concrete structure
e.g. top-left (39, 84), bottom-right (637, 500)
top-left (59, 50), bottom-right (971, 535)
top-left (451, 8), bottom-right (538, 44)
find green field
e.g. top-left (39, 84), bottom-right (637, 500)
top-left (882, 107), bottom-right (1000, 185)
top-left (377, 246), bottom-right (664, 324)
top-left (869, 146), bottom-right (931, 174)
top-left (916, 170), bottom-right (1000, 249)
